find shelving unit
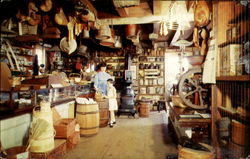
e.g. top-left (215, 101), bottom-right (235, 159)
top-left (137, 55), bottom-right (165, 102)
top-left (212, 2), bottom-right (250, 159)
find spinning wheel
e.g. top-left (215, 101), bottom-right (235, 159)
top-left (178, 67), bottom-right (209, 109)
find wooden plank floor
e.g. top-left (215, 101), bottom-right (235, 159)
top-left (62, 111), bottom-right (177, 159)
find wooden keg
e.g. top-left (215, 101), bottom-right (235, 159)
top-left (126, 24), bottom-right (138, 40)
top-left (178, 143), bottom-right (215, 159)
top-left (96, 25), bottom-right (111, 40)
top-left (139, 100), bottom-right (151, 117)
top-left (76, 103), bottom-right (100, 136)
top-left (228, 141), bottom-right (250, 159)
top-left (231, 120), bottom-right (250, 146)
top-left (97, 99), bottom-right (109, 127)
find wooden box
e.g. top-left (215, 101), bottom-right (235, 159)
top-left (54, 118), bottom-right (76, 139)
top-left (30, 139), bottom-right (66, 159)
top-left (66, 131), bottom-right (80, 151)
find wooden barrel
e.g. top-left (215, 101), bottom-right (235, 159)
top-left (139, 101), bottom-right (151, 117)
top-left (232, 120), bottom-right (250, 146)
top-left (178, 143), bottom-right (215, 159)
top-left (217, 117), bottom-right (230, 138)
top-left (228, 141), bottom-right (250, 159)
top-left (76, 103), bottom-right (100, 136)
top-left (97, 100), bottom-right (109, 127)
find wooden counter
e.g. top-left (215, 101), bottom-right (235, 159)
top-left (168, 102), bottom-right (211, 143)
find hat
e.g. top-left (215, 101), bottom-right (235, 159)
top-left (40, 0), bottom-right (52, 12)
top-left (59, 37), bottom-right (77, 54)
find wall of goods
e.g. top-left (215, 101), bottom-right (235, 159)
top-left (212, 1), bottom-right (250, 159)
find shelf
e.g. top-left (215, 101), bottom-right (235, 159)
top-left (139, 61), bottom-right (164, 63)
top-left (106, 62), bottom-right (125, 63)
top-left (218, 32), bottom-right (250, 48)
top-left (216, 75), bottom-right (250, 82)
top-left (17, 54), bottom-right (34, 57)
top-left (139, 85), bottom-right (165, 86)
top-left (218, 106), bottom-right (250, 124)
top-left (138, 94), bottom-right (164, 96)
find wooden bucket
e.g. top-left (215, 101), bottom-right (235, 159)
top-left (6, 146), bottom-right (30, 159)
top-left (217, 117), bottom-right (231, 138)
top-left (232, 120), bottom-right (250, 146)
top-left (126, 24), bottom-right (138, 40)
top-left (228, 141), bottom-right (250, 159)
top-left (139, 101), bottom-right (151, 117)
top-left (97, 99), bottom-right (109, 127)
top-left (76, 103), bottom-right (100, 136)
top-left (178, 143), bottom-right (215, 159)
top-left (96, 25), bottom-right (111, 40)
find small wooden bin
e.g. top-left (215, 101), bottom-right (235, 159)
top-left (30, 139), bottom-right (66, 159)
top-left (66, 131), bottom-right (80, 151)
top-left (54, 118), bottom-right (76, 139)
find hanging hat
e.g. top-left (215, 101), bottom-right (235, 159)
top-left (40, 0), bottom-right (53, 12)
top-left (43, 27), bottom-right (61, 39)
top-left (172, 39), bottom-right (193, 47)
top-left (55, 8), bottom-right (68, 26)
top-left (77, 45), bottom-right (88, 54)
top-left (59, 37), bottom-right (77, 54)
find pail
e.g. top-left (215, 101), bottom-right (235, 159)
top-left (139, 100), bottom-right (151, 117)
top-left (231, 120), bottom-right (250, 146)
top-left (76, 103), bottom-right (100, 136)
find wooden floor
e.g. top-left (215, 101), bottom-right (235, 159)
top-left (62, 111), bottom-right (177, 159)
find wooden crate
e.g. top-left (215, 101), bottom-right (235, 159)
top-left (54, 118), bottom-right (76, 139)
top-left (30, 139), bottom-right (66, 159)
top-left (66, 131), bottom-right (80, 151)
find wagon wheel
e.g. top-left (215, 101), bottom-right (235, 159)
top-left (178, 67), bottom-right (208, 109)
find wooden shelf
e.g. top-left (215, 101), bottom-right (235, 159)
top-left (139, 94), bottom-right (164, 96)
top-left (218, 32), bottom-right (250, 48)
top-left (139, 85), bottom-right (165, 86)
top-left (216, 75), bottom-right (250, 81)
top-left (17, 54), bottom-right (34, 57)
top-left (218, 106), bottom-right (250, 124)
top-left (139, 61), bottom-right (164, 63)
top-left (228, 8), bottom-right (250, 24)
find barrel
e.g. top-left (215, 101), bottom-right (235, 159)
top-left (139, 100), bottom-right (151, 117)
top-left (76, 103), bottom-right (100, 136)
top-left (231, 120), bottom-right (250, 146)
top-left (30, 105), bottom-right (54, 153)
top-left (178, 143), bottom-right (215, 159)
top-left (97, 99), bottom-right (109, 127)
top-left (228, 141), bottom-right (250, 159)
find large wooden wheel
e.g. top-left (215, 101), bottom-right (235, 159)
top-left (178, 67), bottom-right (208, 109)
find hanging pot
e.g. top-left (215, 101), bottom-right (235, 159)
top-left (40, 0), bottom-right (52, 12)
top-left (126, 24), bottom-right (138, 40)
top-left (96, 25), bottom-right (111, 40)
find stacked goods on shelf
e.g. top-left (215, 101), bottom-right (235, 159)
top-left (219, 44), bottom-right (242, 76)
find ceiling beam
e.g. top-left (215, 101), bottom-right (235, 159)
top-left (99, 16), bottom-right (168, 25)
top-left (116, 8), bottom-right (129, 17)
